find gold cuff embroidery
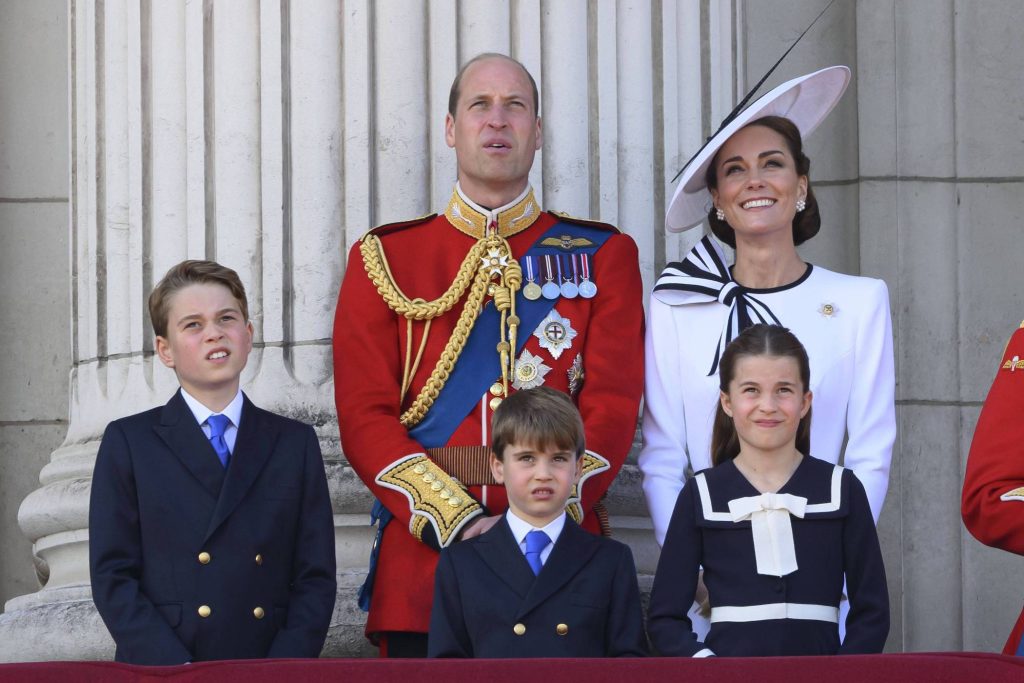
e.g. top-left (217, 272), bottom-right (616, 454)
top-left (376, 455), bottom-right (482, 546)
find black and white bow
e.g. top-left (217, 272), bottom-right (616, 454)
top-left (653, 235), bottom-right (781, 376)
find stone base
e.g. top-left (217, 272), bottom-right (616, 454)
top-left (0, 585), bottom-right (113, 662)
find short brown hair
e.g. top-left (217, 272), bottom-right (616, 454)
top-left (448, 52), bottom-right (540, 118)
top-left (705, 115), bottom-right (821, 247)
top-left (491, 387), bottom-right (584, 461)
top-left (148, 260), bottom-right (249, 338)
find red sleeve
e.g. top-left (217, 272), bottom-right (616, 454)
top-left (574, 232), bottom-right (645, 515)
top-left (962, 324), bottom-right (1024, 555)
top-left (333, 240), bottom-right (481, 544)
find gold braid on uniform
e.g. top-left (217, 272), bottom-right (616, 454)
top-left (360, 231), bottom-right (521, 427)
top-left (376, 455), bottom-right (483, 546)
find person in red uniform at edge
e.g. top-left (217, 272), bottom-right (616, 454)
top-left (333, 53), bottom-right (643, 657)
top-left (962, 321), bottom-right (1024, 656)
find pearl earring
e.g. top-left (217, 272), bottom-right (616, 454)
top-left (715, 207), bottom-right (725, 221)
top-left (796, 198), bottom-right (806, 212)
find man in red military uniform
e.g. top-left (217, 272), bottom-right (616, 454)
top-left (962, 321), bottom-right (1024, 656)
top-left (332, 53), bottom-right (644, 656)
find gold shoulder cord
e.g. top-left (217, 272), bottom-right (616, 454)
top-left (360, 232), bottom-right (522, 427)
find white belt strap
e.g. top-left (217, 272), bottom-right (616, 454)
top-left (710, 602), bottom-right (839, 624)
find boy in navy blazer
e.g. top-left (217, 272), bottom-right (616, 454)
top-left (89, 260), bottom-right (336, 664)
top-left (428, 387), bottom-right (646, 657)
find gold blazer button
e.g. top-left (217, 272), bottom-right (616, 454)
top-left (255, 554), bottom-right (263, 565)
top-left (198, 605), bottom-right (211, 618)
top-left (253, 606), bottom-right (265, 619)
top-left (556, 623), bottom-right (569, 636)
top-left (197, 552), bottom-right (211, 565)
top-left (513, 623), bottom-right (526, 636)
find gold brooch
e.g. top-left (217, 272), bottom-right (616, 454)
top-left (818, 303), bottom-right (837, 318)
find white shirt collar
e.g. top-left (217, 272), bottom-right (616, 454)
top-left (180, 387), bottom-right (244, 429)
top-left (505, 509), bottom-right (567, 546)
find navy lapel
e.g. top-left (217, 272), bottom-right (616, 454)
top-left (152, 390), bottom-right (226, 499)
top-left (203, 395), bottom-right (278, 542)
top-left (514, 518), bottom-right (601, 620)
top-left (473, 517), bottom-right (536, 600)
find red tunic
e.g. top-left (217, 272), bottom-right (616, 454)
top-left (332, 188), bottom-right (644, 638)
top-left (962, 322), bottom-right (1024, 655)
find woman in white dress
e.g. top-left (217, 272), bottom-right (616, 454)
top-left (639, 66), bottom-right (895, 629)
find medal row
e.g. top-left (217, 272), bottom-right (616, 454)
top-left (521, 254), bottom-right (598, 301)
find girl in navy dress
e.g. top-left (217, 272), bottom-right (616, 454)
top-left (647, 324), bottom-right (888, 657)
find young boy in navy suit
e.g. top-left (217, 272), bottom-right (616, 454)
top-left (428, 387), bottom-right (646, 657)
top-left (89, 260), bottom-right (336, 665)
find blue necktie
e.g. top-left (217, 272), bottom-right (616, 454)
top-left (524, 530), bottom-right (551, 576)
top-left (206, 414), bottom-right (231, 469)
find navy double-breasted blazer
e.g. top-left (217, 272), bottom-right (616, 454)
top-left (428, 516), bottom-right (647, 658)
top-left (89, 390), bottom-right (336, 665)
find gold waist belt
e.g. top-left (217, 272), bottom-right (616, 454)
top-left (426, 446), bottom-right (496, 486)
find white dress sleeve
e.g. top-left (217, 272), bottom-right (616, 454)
top-left (639, 295), bottom-right (691, 546)
top-left (841, 277), bottom-right (896, 522)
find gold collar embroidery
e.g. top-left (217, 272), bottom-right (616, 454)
top-left (444, 185), bottom-right (541, 239)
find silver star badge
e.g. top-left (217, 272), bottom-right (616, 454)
top-left (480, 247), bottom-right (508, 276)
top-left (513, 349), bottom-right (551, 390)
top-left (533, 309), bottom-right (577, 360)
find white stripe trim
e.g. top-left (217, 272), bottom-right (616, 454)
top-left (805, 466), bottom-right (843, 513)
top-left (693, 648), bottom-right (715, 658)
top-left (698, 466), bottom-right (845, 521)
top-left (695, 472), bottom-right (732, 521)
top-left (710, 602), bottom-right (839, 624)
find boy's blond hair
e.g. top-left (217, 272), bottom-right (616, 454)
top-left (148, 260), bottom-right (249, 338)
top-left (491, 387), bottom-right (585, 461)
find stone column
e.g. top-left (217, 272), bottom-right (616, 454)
top-left (0, 0), bottom-right (726, 660)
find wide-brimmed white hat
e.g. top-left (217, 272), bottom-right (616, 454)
top-left (666, 65), bottom-right (851, 232)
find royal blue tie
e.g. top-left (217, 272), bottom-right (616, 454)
top-left (524, 530), bottom-right (551, 576)
top-left (206, 414), bottom-right (231, 469)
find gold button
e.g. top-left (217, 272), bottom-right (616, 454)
top-left (198, 605), bottom-right (211, 618)
top-left (253, 606), bottom-right (265, 619)
top-left (448, 497), bottom-right (462, 507)
top-left (255, 554), bottom-right (263, 565)
top-left (198, 552), bottom-right (211, 565)
top-left (431, 480), bottom-right (443, 491)
top-left (489, 397), bottom-right (502, 411)
top-left (513, 623), bottom-right (526, 636)
top-left (489, 382), bottom-right (503, 397)
top-left (556, 623), bottom-right (569, 636)
top-left (413, 462), bottom-right (427, 474)
top-left (440, 488), bottom-right (452, 499)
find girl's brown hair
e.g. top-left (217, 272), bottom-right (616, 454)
top-left (711, 324), bottom-right (812, 466)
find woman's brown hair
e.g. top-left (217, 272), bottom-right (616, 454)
top-left (704, 115), bottom-right (821, 248)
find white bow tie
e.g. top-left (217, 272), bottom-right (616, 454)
top-left (728, 492), bottom-right (808, 577)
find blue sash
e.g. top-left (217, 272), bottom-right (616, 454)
top-left (408, 221), bottom-right (613, 447)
